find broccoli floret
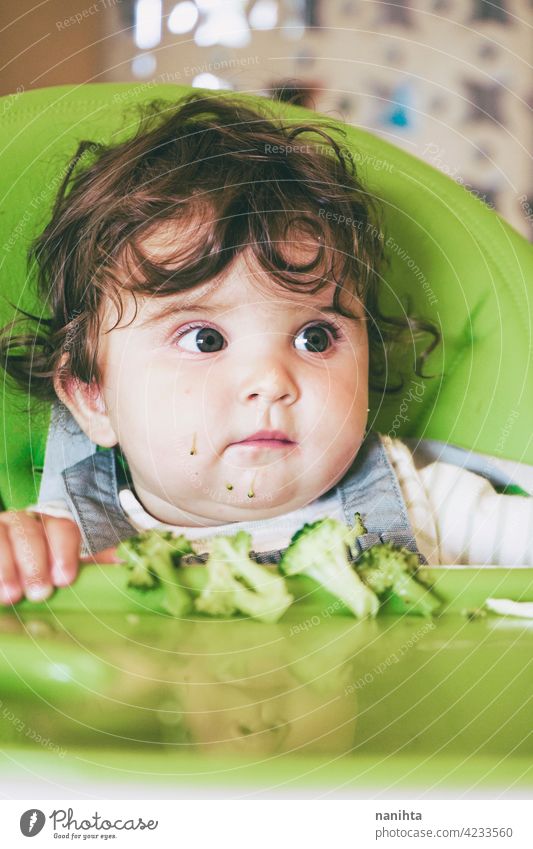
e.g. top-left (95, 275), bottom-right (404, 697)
top-left (195, 531), bottom-right (293, 624)
top-left (279, 519), bottom-right (379, 619)
top-left (356, 542), bottom-right (441, 616)
top-left (117, 530), bottom-right (194, 616)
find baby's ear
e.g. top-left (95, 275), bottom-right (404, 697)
top-left (53, 367), bottom-right (118, 448)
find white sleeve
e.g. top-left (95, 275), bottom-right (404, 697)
top-left (418, 462), bottom-right (533, 566)
top-left (25, 500), bottom-right (76, 522)
top-left (382, 437), bottom-right (441, 565)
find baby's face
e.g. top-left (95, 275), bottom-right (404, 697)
top-left (94, 253), bottom-right (369, 526)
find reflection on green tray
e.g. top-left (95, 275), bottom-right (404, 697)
top-left (0, 608), bottom-right (363, 756)
top-left (1, 611), bottom-right (532, 761)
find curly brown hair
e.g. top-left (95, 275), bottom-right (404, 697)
top-left (0, 92), bottom-right (438, 400)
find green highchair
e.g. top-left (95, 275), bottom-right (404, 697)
top-left (0, 84), bottom-right (532, 796)
top-left (0, 83), bottom-right (531, 512)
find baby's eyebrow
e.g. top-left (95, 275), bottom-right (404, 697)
top-left (139, 301), bottom-right (225, 326)
top-left (140, 300), bottom-right (347, 326)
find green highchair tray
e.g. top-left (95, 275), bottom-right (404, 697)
top-left (0, 564), bottom-right (532, 795)
top-left (2, 561), bottom-right (533, 616)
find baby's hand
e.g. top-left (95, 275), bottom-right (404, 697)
top-left (0, 511), bottom-right (82, 605)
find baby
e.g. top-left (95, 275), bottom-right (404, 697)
top-left (0, 93), bottom-right (531, 605)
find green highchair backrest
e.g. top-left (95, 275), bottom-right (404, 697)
top-left (0, 83), bottom-right (531, 509)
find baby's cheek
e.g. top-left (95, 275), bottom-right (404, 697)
top-left (325, 385), bottom-right (367, 454)
top-left (325, 379), bottom-right (366, 426)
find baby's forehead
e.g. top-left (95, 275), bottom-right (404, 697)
top-left (123, 277), bottom-right (342, 328)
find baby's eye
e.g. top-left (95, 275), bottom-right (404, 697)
top-left (294, 322), bottom-right (339, 353)
top-left (176, 325), bottom-right (226, 353)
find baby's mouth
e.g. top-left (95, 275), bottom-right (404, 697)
top-left (227, 430), bottom-right (296, 449)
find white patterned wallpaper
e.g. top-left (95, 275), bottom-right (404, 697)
top-left (105, 0), bottom-right (532, 239)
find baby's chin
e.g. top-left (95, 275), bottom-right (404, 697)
top-left (199, 498), bottom-right (305, 526)
top-left (194, 477), bottom-right (335, 525)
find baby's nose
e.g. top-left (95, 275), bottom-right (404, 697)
top-left (238, 361), bottom-right (299, 406)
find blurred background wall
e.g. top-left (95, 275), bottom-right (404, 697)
top-left (1, 0), bottom-right (531, 239)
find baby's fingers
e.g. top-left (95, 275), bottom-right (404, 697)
top-left (42, 515), bottom-right (82, 587)
top-left (81, 546), bottom-right (122, 564)
top-left (0, 511), bottom-right (51, 602)
top-left (0, 522), bottom-right (23, 604)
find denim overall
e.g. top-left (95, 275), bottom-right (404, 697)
top-left (39, 402), bottom-right (519, 562)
